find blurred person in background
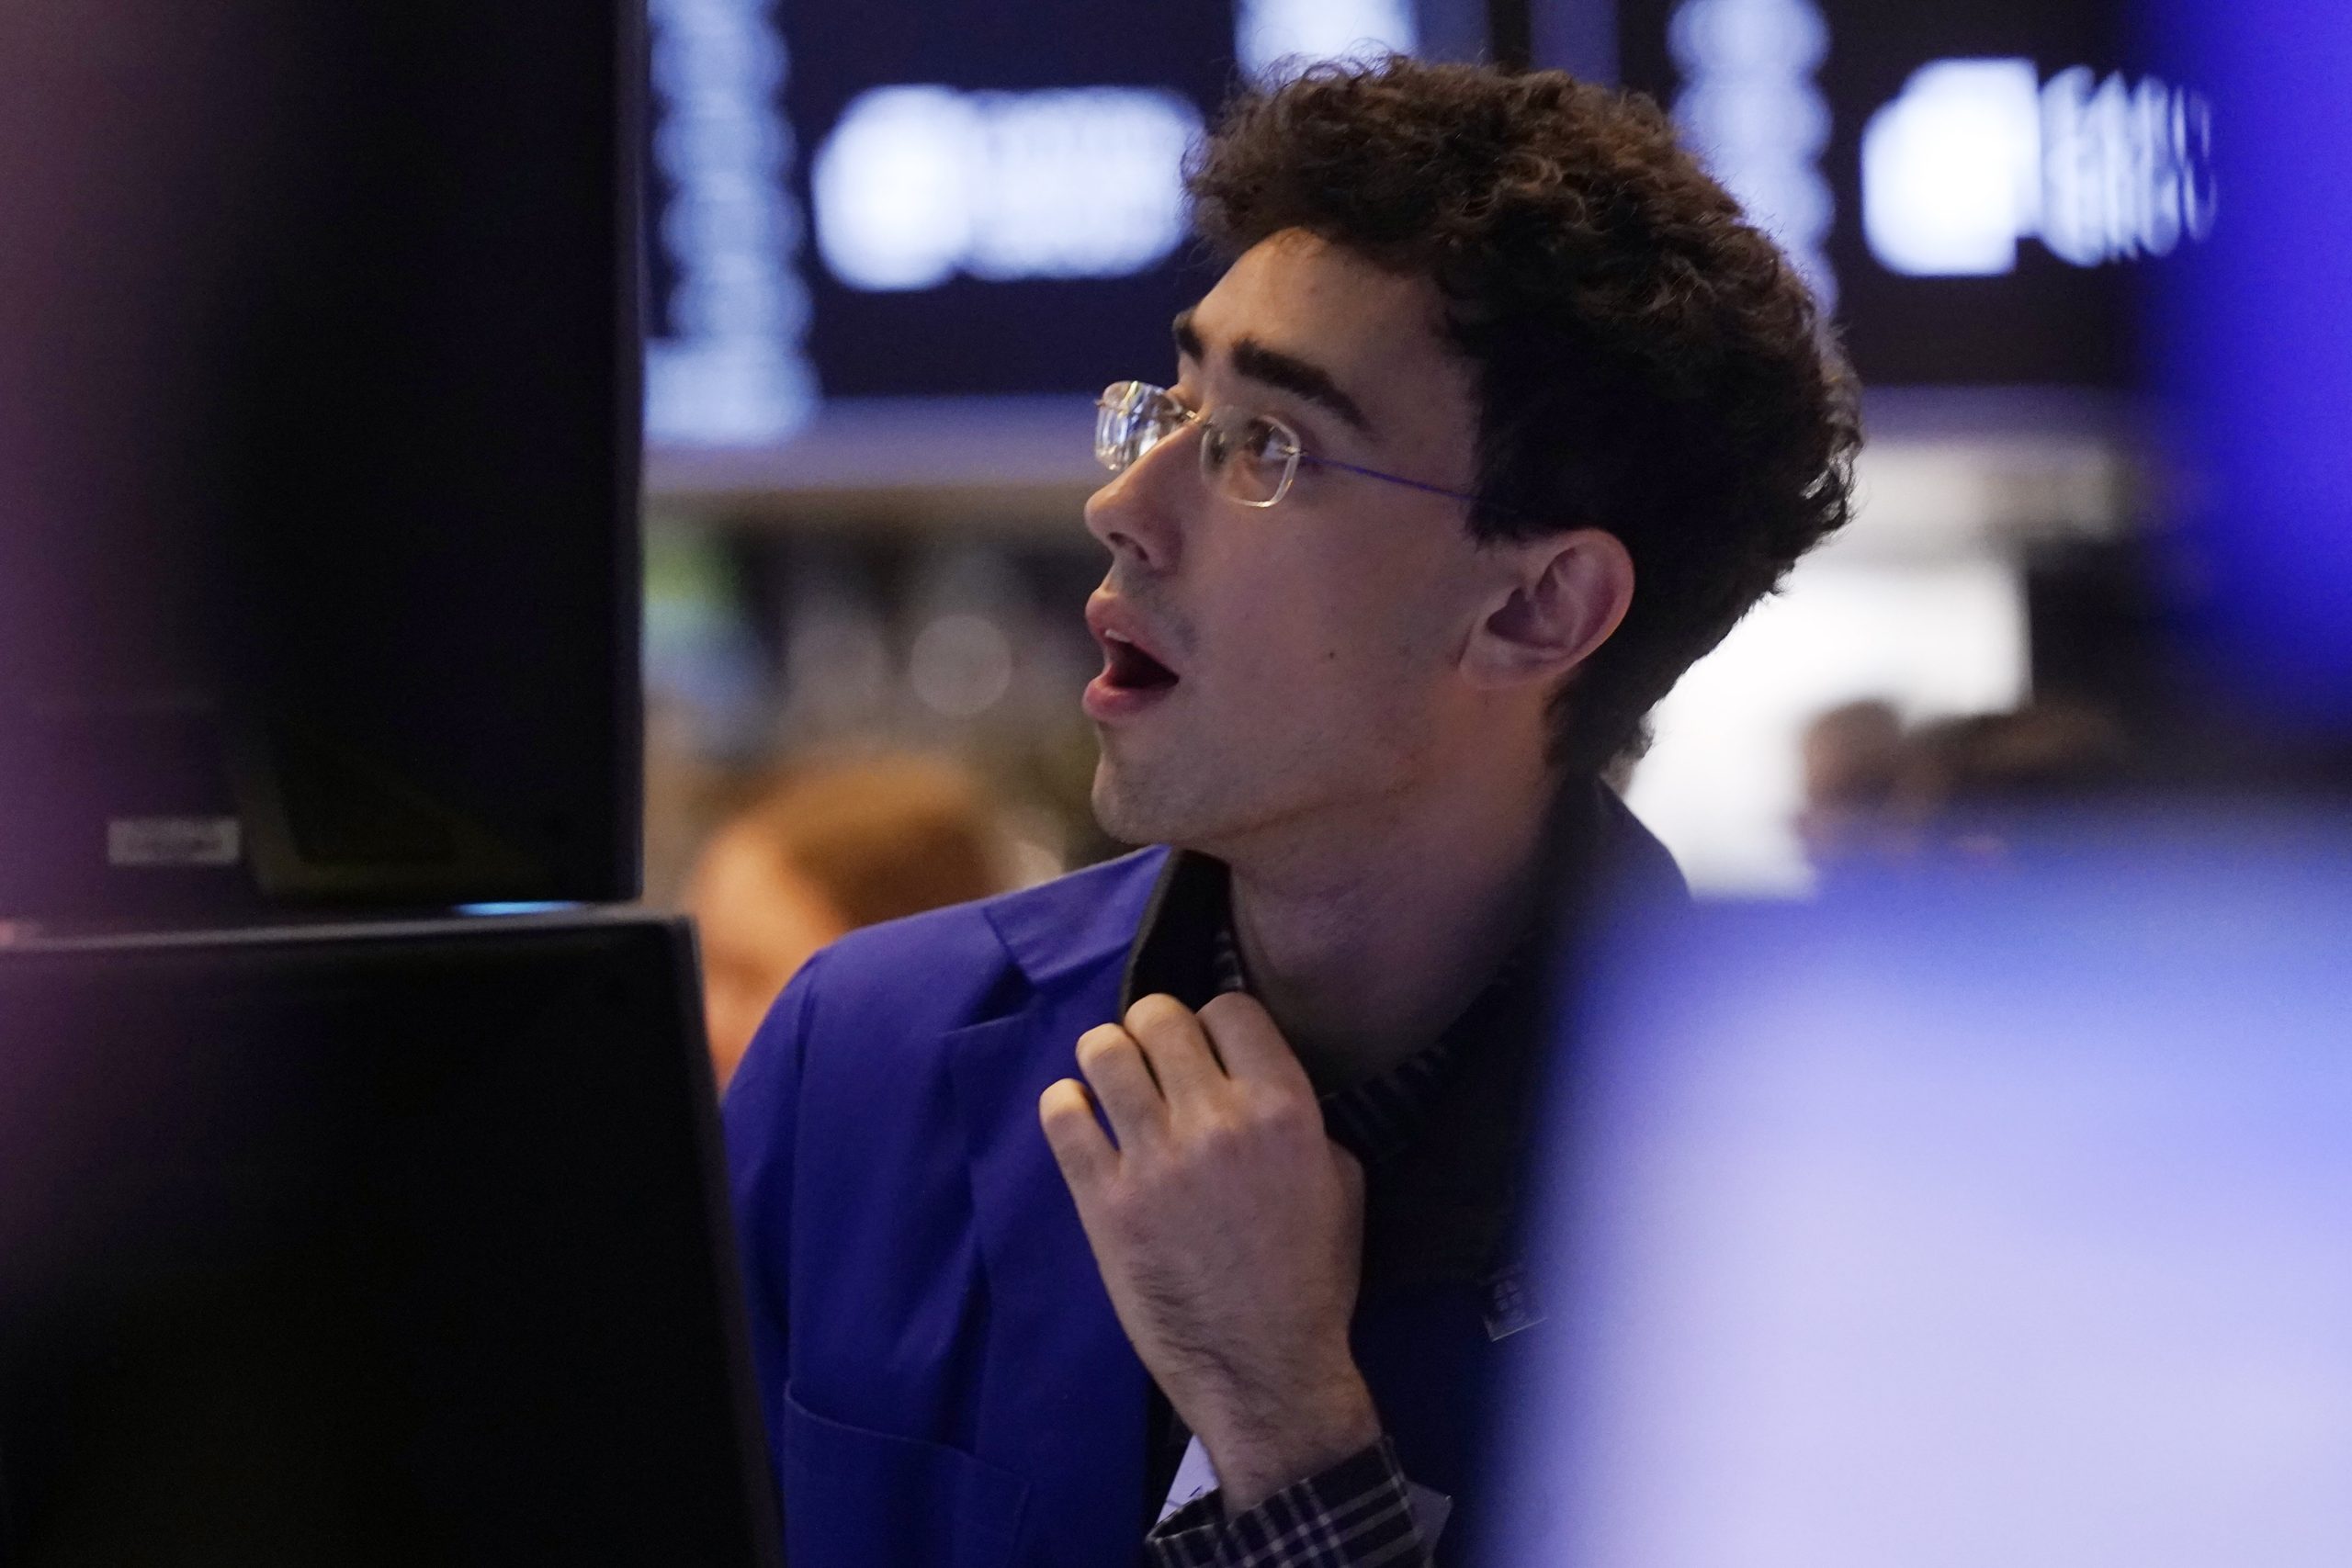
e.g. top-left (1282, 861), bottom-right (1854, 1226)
top-left (726, 58), bottom-right (1858, 1567)
top-left (1892, 701), bottom-right (2132, 862)
top-left (1795, 698), bottom-right (1907, 874)
top-left (682, 754), bottom-right (1009, 1091)
top-left (1796, 699), bottom-right (2134, 879)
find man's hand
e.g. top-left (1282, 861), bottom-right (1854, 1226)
top-left (1039, 991), bottom-right (1380, 1513)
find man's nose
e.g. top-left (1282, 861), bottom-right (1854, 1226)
top-left (1081, 432), bottom-right (1193, 572)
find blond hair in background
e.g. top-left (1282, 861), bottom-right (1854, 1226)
top-left (683, 754), bottom-right (1010, 1091)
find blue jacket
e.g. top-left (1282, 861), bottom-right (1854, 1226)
top-left (726, 847), bottom-right (1169, 1568)
top-left (724, 811), bottom-right (1679, 1567)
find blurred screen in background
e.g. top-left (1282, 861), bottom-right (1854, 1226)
top-left (641, 0), bottom-right (1423, 444)
top-left (1612, 0), bottom-right (2351, 889)
top-left (1618, 0), bottom-right (2154, 388)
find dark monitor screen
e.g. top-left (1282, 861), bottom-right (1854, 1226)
top-left (0, 2), bottom-right (640, 918)
top-left (0, 914), bottom-right (778, 1567)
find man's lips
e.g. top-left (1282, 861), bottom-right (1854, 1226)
top-left (1083, 597), bottom-right (1182, 688)
top-left (1100, 634), bottom-right (1179, 690)
top-left (1083, 595), bottom-right (1182, 720)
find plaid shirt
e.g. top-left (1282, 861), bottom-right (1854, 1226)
top-left (1145, 1437), bottom-right (1429, 1568)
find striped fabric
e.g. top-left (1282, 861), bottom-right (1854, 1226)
top-left (1147, 1438), bottom-right (1428, 1568)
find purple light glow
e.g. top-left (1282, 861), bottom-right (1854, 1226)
top-left (1498, 818), bottom-right (2352, 1566)
top-left (2145, 0), bottom-right (2352, 719)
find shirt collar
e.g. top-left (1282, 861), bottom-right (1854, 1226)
top-left (1116, 840), bottom-right (1544, 1171)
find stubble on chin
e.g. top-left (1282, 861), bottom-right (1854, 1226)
top-left (1090, 742), bottom-right (1216, 851)
top-left (1089, 750), bottom-right (1159, 848)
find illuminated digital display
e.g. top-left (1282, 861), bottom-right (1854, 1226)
top-left (1622, 0), bottom-right (2191, 386)
top-left (641, 0), bottom-right (1262, 431)
top-left (1667, 0), bottom-right (1839, 309)
top-left (1499, 824), bottom-right (2352, 1564)
top-left (1236, 0), bottom-right (1416, 77)
top-left (1861, 62), bottom-right (2214, 278)
top-left (809, 86), bottom-right (1204, 292)
top-left (645, 0), bottom-right (816, 444)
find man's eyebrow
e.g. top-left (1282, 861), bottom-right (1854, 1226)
top-left (1233, 338), bottom-right (1373, 434)
top-left (1170, 310), bottom-right (1374, 436)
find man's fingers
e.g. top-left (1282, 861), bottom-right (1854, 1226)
top-left (1124, 993), bottom-right (1227, 1106)
top-left (1038, 1077), bottom-right (1116, 1188)
top-left (1073, 1023), bottom-right (1166, 1148)
top-left (1196, 991), bottom-right (1314, 1097)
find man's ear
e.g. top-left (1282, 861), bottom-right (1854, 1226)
top-left (1461, 528), bottom-right (1634, 690)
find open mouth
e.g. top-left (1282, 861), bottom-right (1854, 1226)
top-left (1101, 632), bottom-right (1180, 692)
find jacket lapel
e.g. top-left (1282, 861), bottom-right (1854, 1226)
top-left (945, 961), bottom-right (1149, 1566)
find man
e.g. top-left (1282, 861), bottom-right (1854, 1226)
top-left (724, 58), bottom-right (1857, 1566)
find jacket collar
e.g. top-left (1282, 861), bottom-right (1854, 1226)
top-left (979, 845), bottom-right (1170, 991)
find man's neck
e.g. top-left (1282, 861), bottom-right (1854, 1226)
top-left (1214, 768), bottom-right (1567, 1090)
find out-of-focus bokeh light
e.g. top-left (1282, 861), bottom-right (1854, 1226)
top-left (1236, 0), bottom-right (1417, 77)
top-left (810, 87), bottom-right (1202, 293)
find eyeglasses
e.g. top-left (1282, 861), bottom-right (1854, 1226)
top-left (1093, 380), bottom-right (1482, 511)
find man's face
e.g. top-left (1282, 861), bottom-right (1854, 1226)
top-left (1081, 229), bottom-right (1503, 852)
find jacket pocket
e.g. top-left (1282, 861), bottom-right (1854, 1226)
top-left (782, 1383), bottom-right (1029, 1568)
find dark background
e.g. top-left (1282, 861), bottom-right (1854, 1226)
top-left (1585, 0), bottom-right (2132, 387)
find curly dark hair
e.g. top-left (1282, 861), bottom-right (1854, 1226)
top-left (1187, 57), bottom-right (1860, 773)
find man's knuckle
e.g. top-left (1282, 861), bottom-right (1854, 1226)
top-left (1124, 992), bottom-right (1187, 1036)
top-left (1196, 990), bottom-right (1259, 1030)
top-left (1074, 1027), bottom-right (1126, 1073)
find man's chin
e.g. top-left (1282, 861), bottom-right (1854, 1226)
top-left (1093, 757), bottom-right (1268, 857)
top-left (1090, 756), bottom-right (1195, 849)
top-left (1088, 760), bottom-right (1152, 847)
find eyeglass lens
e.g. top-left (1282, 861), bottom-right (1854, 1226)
top-left (1199, 414), bottom-right (1300, 507)
top-left (1095, 381), bottom-right (1169, 472)
top-left (1095, 382), bottom-right (1301, 509)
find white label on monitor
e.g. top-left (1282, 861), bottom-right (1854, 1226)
top-left (107, 817), bottom-right (242, 868)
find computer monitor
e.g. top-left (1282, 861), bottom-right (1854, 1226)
top-left (0, 1), bottom-right (641, 919)
top-left (0, 912), bottom-right (779, 1566)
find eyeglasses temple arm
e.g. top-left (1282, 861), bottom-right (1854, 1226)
top-left (1299, 454), bottom-right (1484, 507)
